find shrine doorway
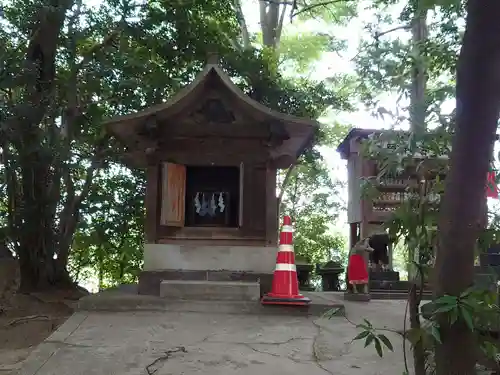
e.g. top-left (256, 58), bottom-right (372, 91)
top-left (185, 165), bottom-right (241, 228)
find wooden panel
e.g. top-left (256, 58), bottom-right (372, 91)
top-left (145, 165), bottom-right (160, 243)
top-left (160, 163), bottom-right (186, 227)
top-left (158, 122), bottom-right (271, 139)
top-left (158, 138), bottom-right (266, 155)
top-left (122, 150), bottom-right (270, 168)
top-left (242, 165), bottom-right (266, 235)
top-left (157, 226), bottom-right (266, 246)
top-left (347, 155), bottom-right (362, 223)
top-left (265, 167), bottom-right (278, 246)
top-left (239, 163), bottom-right (244, 227)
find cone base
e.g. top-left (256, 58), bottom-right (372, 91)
top-left (261, 294), bottom-right (311, 306)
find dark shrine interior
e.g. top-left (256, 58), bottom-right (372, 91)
top-left (369, 233), bottom-right (391, 265)
top-left (184, 166), bottom-right (240, 228)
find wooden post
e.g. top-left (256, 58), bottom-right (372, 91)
top-left (265, 166), bottom-right (278, 246)
top-left (145, 165), bottom-right (159, 243)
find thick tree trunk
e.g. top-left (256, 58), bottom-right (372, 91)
top-left (18, 252), bottom-right (73, 293)
top-left (434, 0), bottom-right (500, 373)
top-left (11, 0), bottom-right (74, 293)
top-left (17, 161), bottom-right (74, 293)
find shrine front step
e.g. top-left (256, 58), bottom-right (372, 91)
top-left (139, 270), bottom-right (273, 297)
top-left (370, 289), bottom-right (433, 300)
top-left (159, 280), bottom-right (260, 302)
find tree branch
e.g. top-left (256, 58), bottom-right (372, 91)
top-left (275, 1), bottom-right (288, 48)
top-left (56, 134), bottom-right (111, 266)
top-left (291, 0), bottom-right (350, 19)
top-left (277, 163), bottom-right (297, 215)
top-left (75, 28), bottom-right (121, 73)
top-left (374, 25), bottom-right (411, 40)
top-left (234, 0), bottom-right (251, 49)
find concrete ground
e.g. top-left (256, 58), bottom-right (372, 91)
top-left (13, 298), bottom-right (412, 375)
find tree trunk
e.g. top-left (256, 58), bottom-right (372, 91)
top-left (17, 161), bottom-right (74, 293)
top-left (11, 0), bottom-right (74, 293)
top-left (434, 0), bottom-right (500, 373)
top-left (409, 8), bottom-right (428, 135)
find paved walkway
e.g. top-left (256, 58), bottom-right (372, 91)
top-left (14, 299), bottom-right (412, 375)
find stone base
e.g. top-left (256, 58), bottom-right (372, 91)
top-left (139, 270), bottom-right (273, 297)
top-left (369, 269), bottom-right (400, 281)
top-left (77, 289), bottom-right (344, 317)
top-left (159, 280), bottom-right (260, 301)
top-left (343, 292), bottom-right (371, 302)
top-left (144, 243), bottom-right (276, 273)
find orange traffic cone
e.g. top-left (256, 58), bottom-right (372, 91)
top-left (261, 216), bottom-right (311, 306)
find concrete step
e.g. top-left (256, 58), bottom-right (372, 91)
top-left (77, 290), bottom-right (344, 317)
top-left (159, 280), bottom-right (260, 301)
top-left (370, 289), bottom-right (433, 301)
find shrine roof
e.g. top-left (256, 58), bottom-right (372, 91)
top-left (104, 63), bottom-right (318, 129)
top-left (337, 128), bottom-right (382, 159)
top-left (337, 127), bottom-right (500, 160)
top-left (103, 62), bottom-right (318, 168)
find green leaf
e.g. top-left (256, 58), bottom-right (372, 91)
top-left (406, 328), bottom-right (423, 346)
top-left (363, 319), bottom-right (373, 328)
top-left (459, 305), bottom-right (474, 331)
top-left (449, 309), bottom-right (459, 325)
top-left (431, 325), bottom-right (442, 344)
top-left (434, 304), bottom-right (456, 314)
top-left (374, 337), bottom-right (383, 357)
top-left (435, 295), bottom-right (458, 305)
top-left (322, 307), bottom-right (342, 319)
top-left (353, 331), bottom-right (370, 341)
top-left (460, 288), bottom-right (474, 299)
top-left (364, 334), bottom-right (375, 348)
top-left (377, 334), bottom-right (393, 351)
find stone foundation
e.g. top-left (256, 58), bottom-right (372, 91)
top-left (139, 270), bottom-right (274, 297)
top-left (141, 243), bottom-right (276, 297)
top-left (144, 243), bottom-right (276, 273)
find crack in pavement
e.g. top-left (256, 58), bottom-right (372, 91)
top-left (242, 343), bottom-right (306, 364)
top-left (44, 340), bottom-right (94, 349)
top-left (312, 319), bottom-right (335, 375)
top-left (204, 336), bottom-right (314, 346)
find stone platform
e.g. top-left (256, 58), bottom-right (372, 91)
top-left (77, 287), bottom-right (345, 317)
top-left (14, 299), bottom-right (412, 375)
top-left (159, 280), bottom-right (260, 301)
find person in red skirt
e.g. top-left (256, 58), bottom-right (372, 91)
top-left (347, 237), bottom-right (374, 294)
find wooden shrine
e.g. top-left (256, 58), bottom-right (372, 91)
top-left (338, 128), bottom-right (441, 298)
top-left (104, 60), bottom-right (317, 295)
top-left (337, 128), bottom-right (399, 271)
top-left (338, 127), bottom-right (493, 299)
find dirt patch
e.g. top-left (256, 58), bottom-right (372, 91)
top-left (0, 260), bottom-right (86, 372)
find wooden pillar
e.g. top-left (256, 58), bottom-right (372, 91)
top-left (265, 167), bottom-right (278, 246)
top-left (145, 164), bottom-right (160, 243)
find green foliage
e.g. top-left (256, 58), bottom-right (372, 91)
top-left (352, 0), bottom-right (463, 125)
top-left (357, 129), bottom-right (500, 373)
top-left (0, 0), bottom-right (354, 289)
top-left (291, 0), bottom-right (357, 24)
top-left (70, 169), bottom-right (145, 288)
top-left (352, 319), bottom-right (394, 358)
top-left (279, 122), bottom-right (349, 265)
top-left (278, 32), bottom-right (339, 74)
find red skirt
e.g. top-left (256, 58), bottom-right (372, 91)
top-left (348, 254), bottom-right (369, 284)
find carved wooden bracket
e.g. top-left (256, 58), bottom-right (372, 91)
top-left (267, 120), bottom-right (290, 147)
top-left (191, 98), bottom-right (236, 125)
top-left (136, 115), bottom-right (162, 141)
